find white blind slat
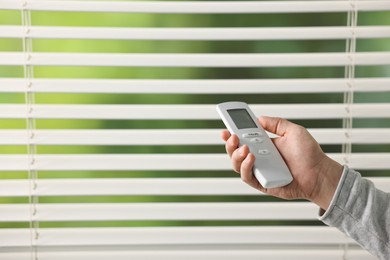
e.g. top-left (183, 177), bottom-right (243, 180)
top-left (0, 226), bottom-right (357, 247)
top-left (0, 153), bottom-right (389, 171)
top-left (0, 250), bottom-right (376, 260)
top-left (1, 177), bottom-right (388, 197)
top-left (1, 52), bottom-right (390, 67)
top-left (0, 104), bottom-right (389, 119)
top-left (0, 128), bottom-right (389, 145)
top-left (1, 154), bottom-right (231, 171)
top-left (0, 202), bottom-right (319, 222)
top-left (1, 25), bottom-right (390, 40)
top-left (0, 178), bottom-right (259, 197)
top-left (1, 0), bottom-right (389, 13)
top-left (1, 78), bottom-right (390, 94)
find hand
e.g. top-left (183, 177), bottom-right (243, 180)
top-left (221, 116), bottom-right (343, 210)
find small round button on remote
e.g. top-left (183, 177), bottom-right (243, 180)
top-left (258, 149), bottom-right (270, 155)
top-left (250, 138), bottom-right (263, 143)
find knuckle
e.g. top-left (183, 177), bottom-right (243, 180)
top-left (241, 172), bottom-right (252, 183)
top-left (232, 164), bottom-right (240, 174)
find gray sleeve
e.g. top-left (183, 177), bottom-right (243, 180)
top-left (319, 166), bottom-right (390, 259)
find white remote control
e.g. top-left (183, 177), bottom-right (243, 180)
top-left (216, 101), bottom-right (293, 188)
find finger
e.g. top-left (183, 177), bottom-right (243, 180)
top-left (258, 116), bottom-right (292, 137)
top-left (239, 153), bottom-right (255, 183)
top-left (221, 130), bottom-right (231, 142)
top-left (231, 145), bottom-right (249, 173)
top-left (240, 153), bottom-right (267, 193)
top-left (225, 134), bottom-right (240, 158)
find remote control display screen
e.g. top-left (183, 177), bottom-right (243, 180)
top-left (228, 109), bottom-right (257, 129)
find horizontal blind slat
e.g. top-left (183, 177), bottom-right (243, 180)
top-left (0, 129), bottom-right (389, 145)
top-left (2, 26), bottom-right (390, 40)
top-left (0, 153), bottom-right (389, 171)
top-left (1, 52), bottom-right (390, 67)
top-left (0, 202), bottom-right (319, 222)
top-left (0, 250), bottom-right (375, 260)
top-left (1, 177), bottom-right (388, 197)
top-left (0, 104), bottom-right (389, 119)
top-left (0, 178), bottom-right (258, 197)
top-left (1, 0), bottom-right (389, 13)
top-left (0, 226), bottom-right (357, 247)
top-left (1, 78), bottom-right (390, 94)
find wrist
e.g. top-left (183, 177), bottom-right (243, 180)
top-left (310, 157), bottom-right (343, 210)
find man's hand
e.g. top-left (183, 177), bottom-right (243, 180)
top-left (221, 116), bottom-right (343, 210)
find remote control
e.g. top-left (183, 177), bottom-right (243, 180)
top-left (216, 101), bottom-right (293, 188)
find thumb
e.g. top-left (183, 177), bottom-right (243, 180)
top-left (258, 116), bottom-right (291, 137)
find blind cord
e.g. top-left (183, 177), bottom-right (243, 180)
top-left (22, 0), bottom-right (39, 259)
top-left (343, 1), bottom-right (357, 165)
top-left (342, 0), bottom-right (357, 258)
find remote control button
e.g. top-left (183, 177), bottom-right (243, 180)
top-left (258, 149), bottom-right (270, 155)
top-left (250, 138), bottom-right (263, 143)
top-left (242, 132), bottom-right (262, 138)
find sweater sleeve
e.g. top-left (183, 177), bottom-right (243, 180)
top-left (319, 166), bottom-right (390, 259)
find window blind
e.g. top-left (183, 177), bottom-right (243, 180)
top-left (0, 1), bottom-right (389, 259)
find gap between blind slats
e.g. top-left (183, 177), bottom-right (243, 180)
top-left (0, 250), bottom-right (376, 260)
top-left (0, 153), bottom-right (389, 171)
top-left (1, 78), bottom-right (390, 93)
top-left (0, 104), bottom-right (389, 119)
top-left (1, 0), bottom-right (389, 13)
top-left (0, 226), bottom-right (357, 247)
top-left (0, 129), bottom-right (389, 145)
top-left (0, 202), bottom-right (319, 222)
top-left (1, 26), bottom-right (390, 40)
top-left (0, 177), bottom-right (388, 197)
top-left (1, 52), bottom-right (390, 67)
